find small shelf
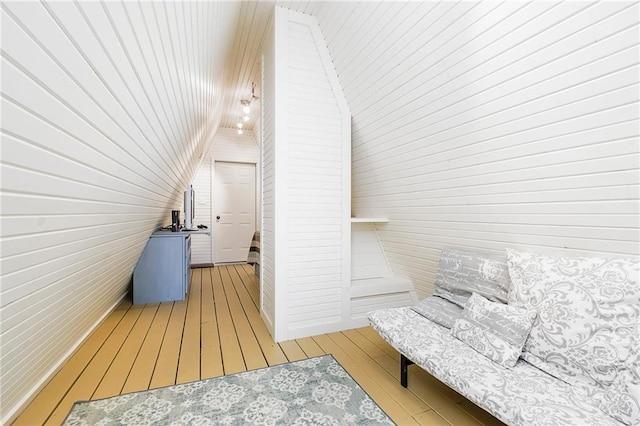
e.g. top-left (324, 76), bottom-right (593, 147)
top-left (351, 276), bottom-right (414, 298)
top-left (350, 217), bottom-right (389, 223)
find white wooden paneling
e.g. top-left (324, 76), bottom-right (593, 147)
top-left (0, 1), bottom-right (240, 422)
top-left (260, 16), bottom-right (277, 337)
top-left (191, 155), bottom-right (212, 264)
top-left (286, 9), bottom-right (351, 339)
top-left (261, 7), bottom-right (351, 341)
top-left (351, 222), bottom-right (390, 279)
top-left (303, 1), bottom-right (640, 299)
top-left (212, 127), bottom-right (260, 164)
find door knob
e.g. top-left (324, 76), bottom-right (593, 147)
top-left (216, 216), bottom-right (221, 220)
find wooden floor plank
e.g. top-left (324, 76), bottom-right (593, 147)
top-left (177, 269), bottom-right (201, 384)
top-left (234, 264), bottom-right (260, 309)
top-left (458, 400), bottom-right (505, 426)
top-left (374, 354), bottom-right (402, 379)
top-left (278, 339), bottom-right (307, 361)
top-left (149, 300), bottom-right (187, 389)
top-left (46, 304), bottom-right (143, 425)
top-left (414, 409), bottom-right (455, 426)
top-left (228, 264), bottom-right (289, 366)
top-left (92, 303), bottom-right (159, 399)
top-left (121, 302), bottom-right (173, 393)
top-left (211, 267), bottom-right (245, 374)
top-left (11, 301), bottom-right (131, 426)
top-left (200, 267), bottom-right (224, 379)
top-left (343, 327), bottom-right (387, 359)
top-left (222, 266), bottom-right (268, 370)
top-left (295, 336), bottom-right (326, 358)
top-left (408, 369), bottom-right (484, 426)
top-left (356, 326), bottom-right (399, 358)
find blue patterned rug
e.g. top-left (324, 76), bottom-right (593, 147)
top-left (63, 354), bottom-right (394, 425)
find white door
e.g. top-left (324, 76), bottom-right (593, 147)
top-left (214, 162), bottom-right (256, 263)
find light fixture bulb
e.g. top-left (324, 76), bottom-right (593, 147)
top-left (236, 122), bottom-right (244, 129)
top-left (242, 104), bottom-right (250, 114)
top-left (242, 114), bottom-right (250, 122)
top-left (237, 129), bottom-right (244, 135)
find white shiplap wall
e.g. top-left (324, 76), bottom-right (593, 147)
top-left (286, 16), bottom-right (350, 338)
top-left (191, 154), bottom-right (213, 264)
top-left (211, 127), bottom-right (260, 164)
top-left (261, 15), bottom-right (277, 337)
top-left (261, 7), bottom-right (351, 341)
top-left (0, 1), bottom-right (239, 421)
top-left (191, 127), bottom-right (259, 265)
top-left (307, 1), bottom-right (640, 298)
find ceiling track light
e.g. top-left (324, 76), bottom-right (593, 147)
top-left (237, 82), bottom-right (260, 136)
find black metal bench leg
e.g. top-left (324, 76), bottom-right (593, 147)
top-left (400, 354), bottom-right (413, 388)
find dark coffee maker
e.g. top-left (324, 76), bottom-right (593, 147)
top-left (171, 210), bottom-right (180, 232)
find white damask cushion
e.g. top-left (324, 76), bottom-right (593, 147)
top-left (451, 293), bottom-right (537, 368)
top-left (434, 248), bottom-right (511, 306)
top-left (598, 322), bottom-right (640, 425)
top-left (506, 248), bottom-right (640, 388)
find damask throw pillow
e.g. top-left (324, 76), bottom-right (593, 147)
top-left (411, 296), bottom-right (464, 329)
top-left (451, 292), bottom-right (537, 368)
top-left (433, 248), bottom-right (511, 307)
top-left (598, 322), bottom-right (640, 426)
top-left (506, 248), bottom-right (640, 388)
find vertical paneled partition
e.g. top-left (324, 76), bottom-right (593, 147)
top-left (261, 7), bottom-right (351, 341)
top-left (0, 2), bottom-right (240, 422)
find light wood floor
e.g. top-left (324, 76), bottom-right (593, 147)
top-left (12, 264), bottom-right (503, 426)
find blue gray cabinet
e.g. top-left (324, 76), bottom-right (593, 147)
top-left (133, 230), bottom-right (191, 304)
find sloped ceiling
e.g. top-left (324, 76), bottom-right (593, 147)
top-left (220, 1), bottom-right (322, 132)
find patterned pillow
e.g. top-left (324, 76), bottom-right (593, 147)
top-left (506, 249), bottom-right (640, 388)
top-left (451, 292), bottom-right (537, 368)
top-left (598, 322), bottom-right (640, 425)
top-left (411, 296), bottom-right (463, 329)
top-left (434, 248), bottom-right (511, 307)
